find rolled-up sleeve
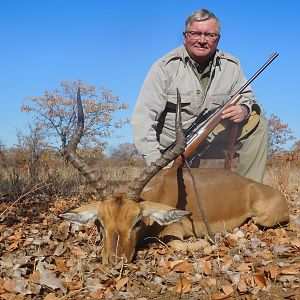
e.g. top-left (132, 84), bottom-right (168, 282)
top-left (131, 62), bottom-right (169, 165)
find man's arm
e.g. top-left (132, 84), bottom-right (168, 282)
top-left (131, 62), bottom-right (169, 165)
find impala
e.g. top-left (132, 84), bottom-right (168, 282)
top-left (61, 89), bottom-right (290, 265)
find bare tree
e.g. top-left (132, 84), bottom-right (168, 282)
top-left (267, 114), bottom-right (296, 157)
top-left (292, 140), bottom-right (300, 152)
top-left (15, 123), bottom-right (47, 182)
top-left (109, 142), bottom-right (144, 166)
top-left (21, 80), bottom-right (129, 155)
top-left (0, 139), bottom-right (5, 164)
top-left (0, 140), bottom-right (7, 190)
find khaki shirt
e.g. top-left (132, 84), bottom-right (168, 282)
top-left (131, 45), bottom-right (261, 165)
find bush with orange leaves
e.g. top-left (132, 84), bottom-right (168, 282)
top-left (267, 113), bottom-right (296, 157)
top-left (21, 80), bottom-right (129, 154)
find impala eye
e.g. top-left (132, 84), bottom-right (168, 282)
top-left (95, 219), bottom-right (104, 231)
top-left (133, 219), bottom-right (143, 229)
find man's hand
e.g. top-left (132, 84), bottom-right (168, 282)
top-left (221, 105), bottom-right (249, 123)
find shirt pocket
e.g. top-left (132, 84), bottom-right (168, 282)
top-left (165, 92), bottom-right (193, 114)
top-left (208, 93), bottom-right (231, 110)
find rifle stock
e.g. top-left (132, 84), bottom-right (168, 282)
top-left (171, 93), bottom-right (242, 168)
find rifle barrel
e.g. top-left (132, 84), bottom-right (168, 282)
top-left (234, 53), bottom-right (279, 97)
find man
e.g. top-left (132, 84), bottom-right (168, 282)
top-left (131, 9), bottom-right (268, 182)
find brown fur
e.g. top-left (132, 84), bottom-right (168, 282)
top-left (141, 168), bottom-right (289, 237)
top-left (62, 167), bottom-right (289, 265)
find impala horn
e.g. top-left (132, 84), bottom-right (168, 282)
top-left (126, 88), bottom-right (186, 201)
top-left (65, 87), bottom-right (108, 199)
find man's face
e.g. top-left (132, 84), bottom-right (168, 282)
top-left (184, 19), bottom-right (220, 64)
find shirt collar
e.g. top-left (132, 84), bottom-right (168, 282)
top-left (181, 45), bottom-right (221, 70)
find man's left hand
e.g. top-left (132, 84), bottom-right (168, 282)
top-left (221, 105), bottom-right (249, 123)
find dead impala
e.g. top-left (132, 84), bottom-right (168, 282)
top-left (60, 89), bottom-right (289, 265)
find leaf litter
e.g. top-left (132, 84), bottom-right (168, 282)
top-left (0, 195), bottom-right (299, 299)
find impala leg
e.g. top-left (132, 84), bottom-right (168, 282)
top-left (158, 222), bottom-right (186, 242)
top-left (158, 221), bottom-right (210, 252)
top-left (251, 193), bottom-right (290, 228)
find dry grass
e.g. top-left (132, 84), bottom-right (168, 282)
top-left (1, 151), bottom-right (299, 211)
top-left (265, 163), bottom-right (299, 198)
top-left (264, 163), bottom-right (300, 218)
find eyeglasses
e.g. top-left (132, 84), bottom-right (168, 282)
top-left (185, 31), bottom-right (220, 42)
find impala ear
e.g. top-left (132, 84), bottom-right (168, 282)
top-left (59, 201), bottom-right (102, 226)
top-left (60, 211), bottom-right (98, 226)
top-left (140, 201), bottom-right (191, 226)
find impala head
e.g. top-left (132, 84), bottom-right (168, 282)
top-left (61, 88), bottom-right (188, 265)
top-left (61, 193), bottom-right (190, 265)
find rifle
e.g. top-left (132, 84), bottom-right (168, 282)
top-left (162, 107), bottom-right (211, 154)
top-left (171, 53), bottom-right (279, 169)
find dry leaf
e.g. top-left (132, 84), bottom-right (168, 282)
top-left (58, 221), bottom-right (70, 240)
top-left (8, 229), bottom-right (22, 241)
top-left (199, 277), bottom-right (216, 288)
top-left (23, 237), bottom-right (33, 247)
top-left (104, 287), bottom-right (114, 298)
top-left (1, 293), bottom-right (24, 300)
top-left (265, 265), bottom-right (279, 279)
top-left (7, 241), bottom-right (19, 251)
top-left (89, 289), bottom-right (104, 299)
top-left (175, 278), bottom-right (192, 294)
top-left (172, 261), bottom-right (194, 273)
top-left (258, 251), bottom-right (273, 259)
top-left (115, 277), bottom-right (129, 291)
top-left (280, 266), bottom-right (299, 275)
top-left (169, 260), bottom-right (185, 269)
top-left (36, 261), bottom-right (65, 291)
top-left (29, 270), bottom-right (40, 284)
top-left (156, 266), bottom-right (168, 276)
top-left (201, 260), bottom-right (211, 275)
top-left (237, 263), bottom-right (252, 272)
top-left (291, 238), bottom-right (300, 248)
top-left (44, 293), bottom-right (59, 300)
top-left (237, 278), bottom-right (248, 292)
top-left (54, 256), bottom-right (67, 273)
top-left (71, 246), bottom-right (86, 257)
top-left (186, 240), bottom-right (210, 252)
top-left (66, 259), bottom-right (75, 268)
top-left (3, 280), bottom-right (15, 293)
top-left (203, 245), bottom-right (213, 255)
top-left (217, 246), bottom-right (229, 257)
top-left (67, 281), bottom-right (83, 291)
top-left (221, 257), bottom-right (233, 266)
top-left (53, 242), bottom-right (67, 256)
top-left (273, 228), bottom-right (287, 238)
top-left (211, 291), bottom-right (229, 300)
top-left (162, 259), bottom-right (170, 269)
top-left (224, 237), bottom-right (237, 246)
top-left (222, 284), bottom-right (234, 296)
top-left (156, 248), bottom-right (166, 255)
top-left (253, 274), bottom-right (267, 288)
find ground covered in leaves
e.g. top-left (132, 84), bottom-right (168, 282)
top-left (0, 194), bottom-right (299, 300)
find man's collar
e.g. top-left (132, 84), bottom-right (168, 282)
top-left (181, 45), bottom-right (221, 69)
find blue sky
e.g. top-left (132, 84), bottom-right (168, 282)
top-left (1, 0), bottom-right (299, 148)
